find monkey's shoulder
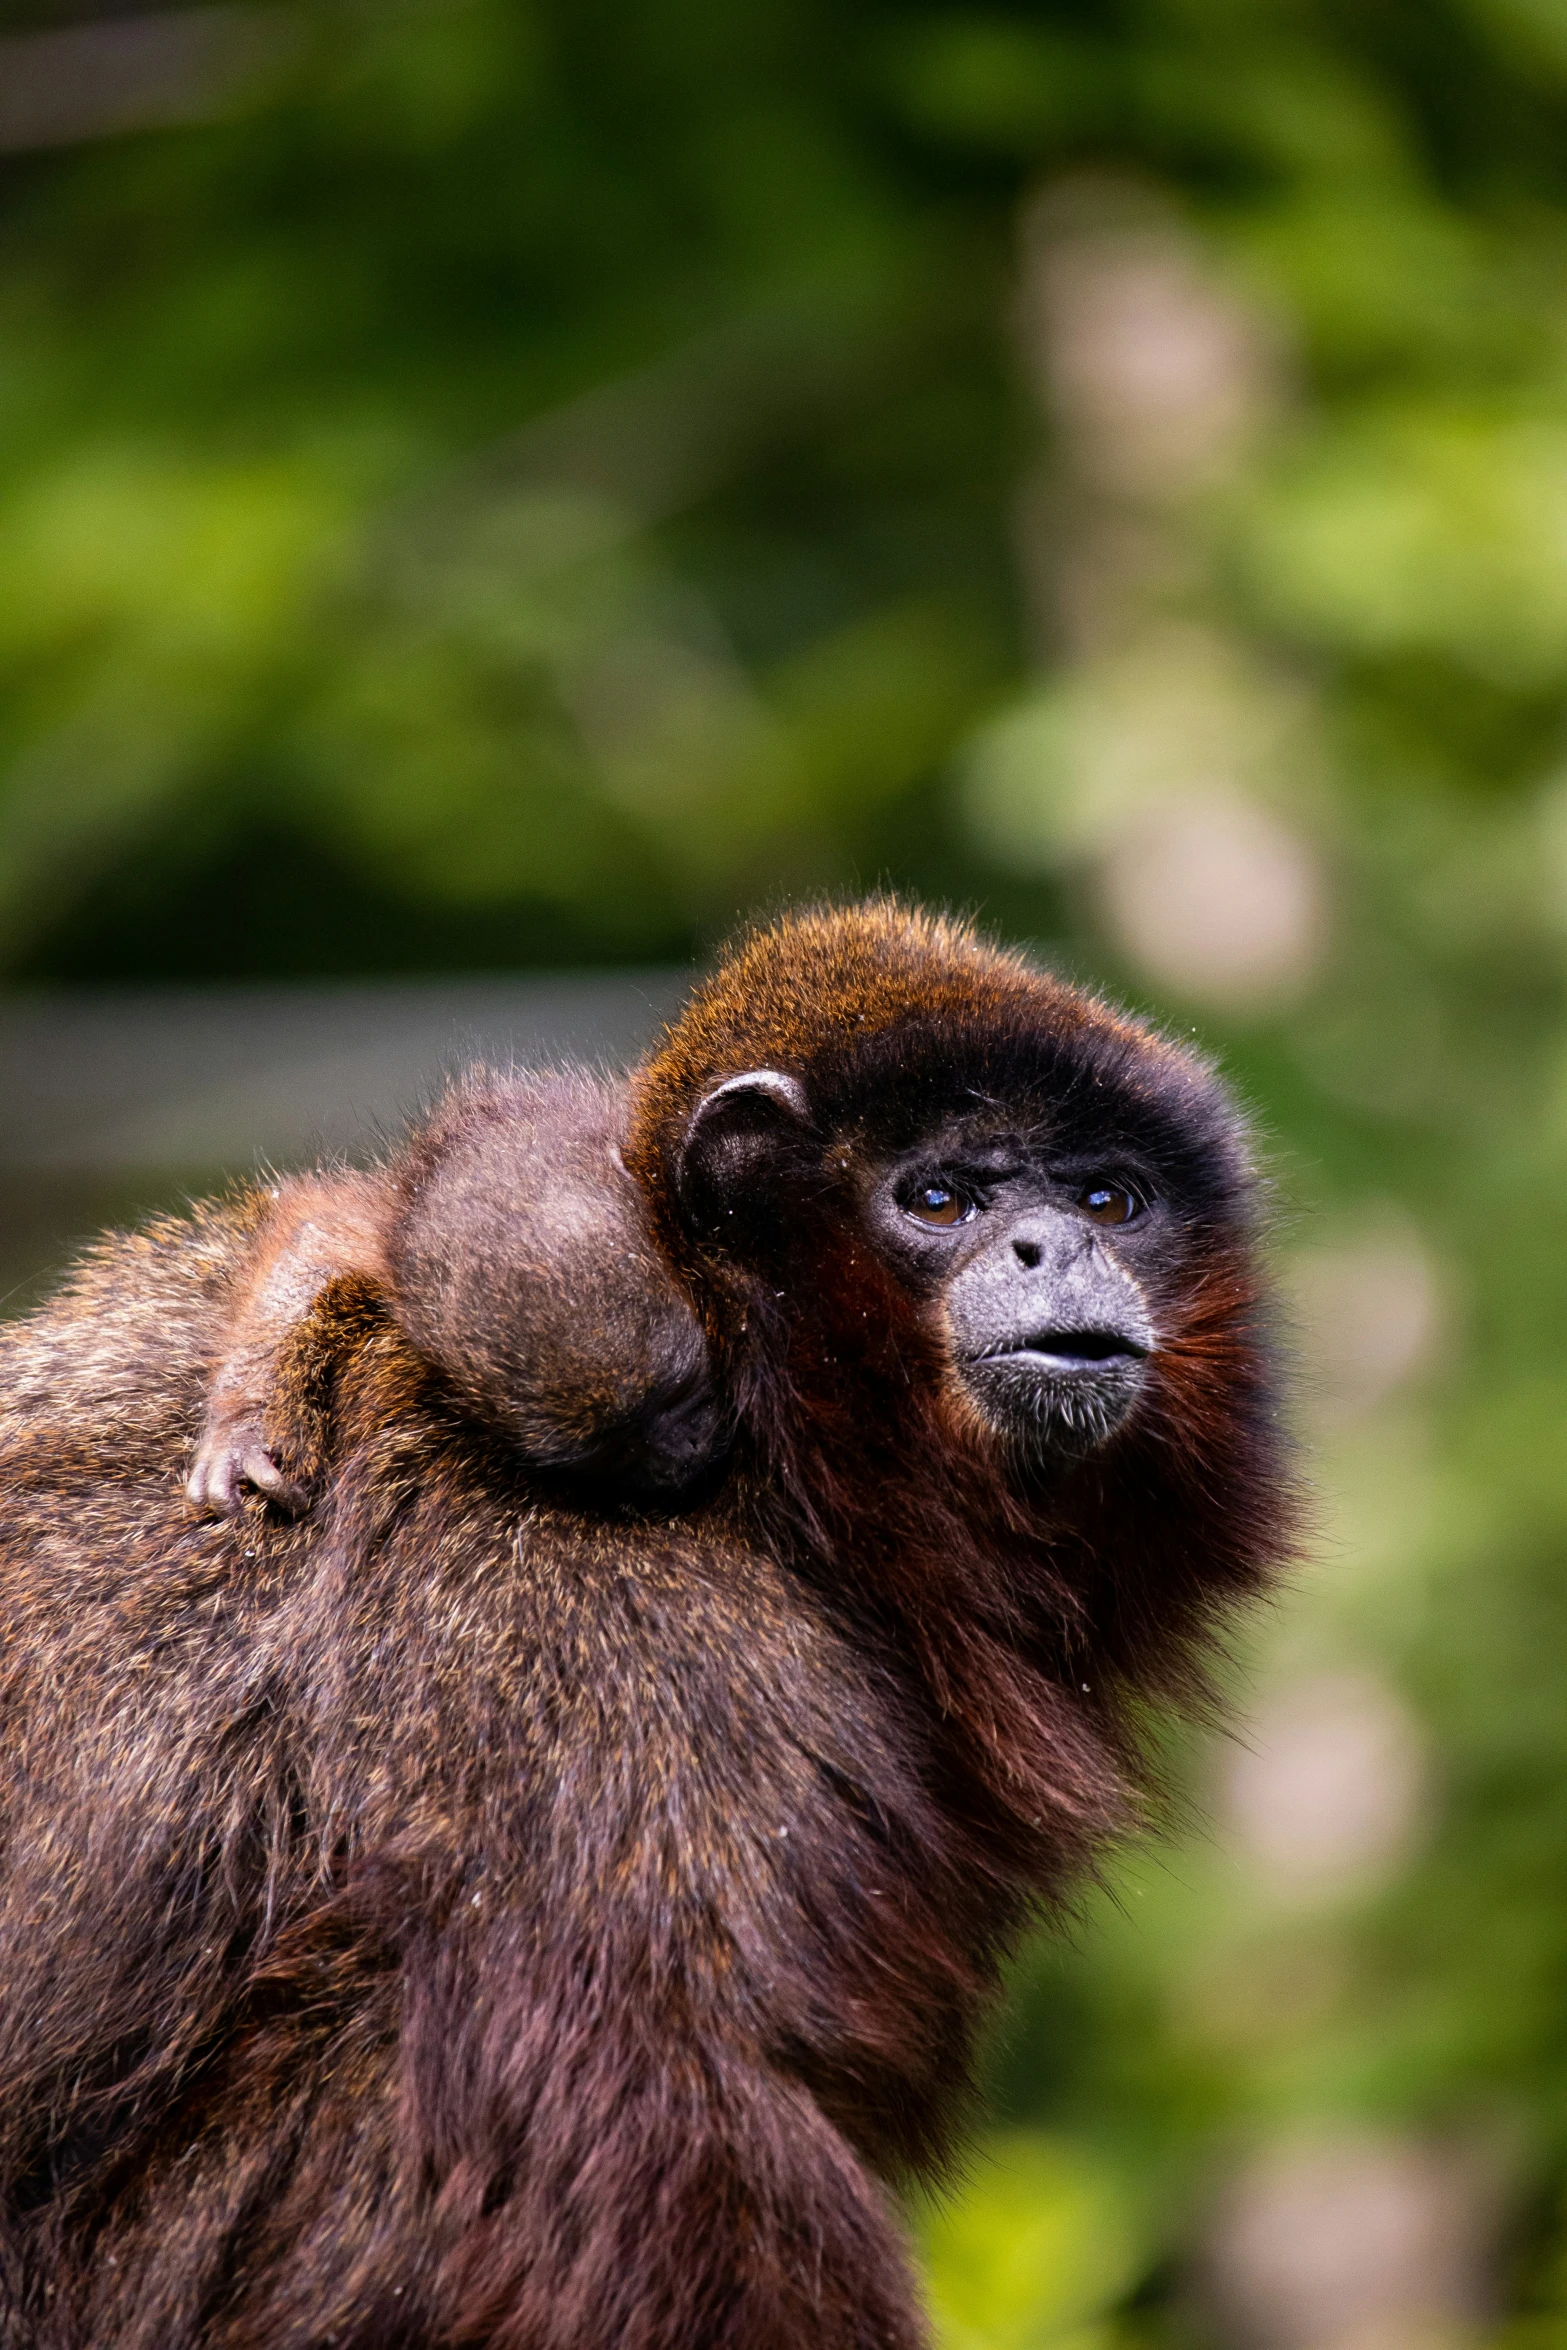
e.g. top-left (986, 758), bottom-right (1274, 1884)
top-left (0, 1193), bottom-right (280, 1518)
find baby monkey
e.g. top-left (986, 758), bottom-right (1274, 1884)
top-left (187, 1070), bottom-right (722, 1518)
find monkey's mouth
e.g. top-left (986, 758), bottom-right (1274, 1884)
top-left (983, 1328), bottom-right (1149, 1373)
top-left (961, 1328), bottom-right (1150, 1456)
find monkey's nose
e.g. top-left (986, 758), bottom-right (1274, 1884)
top-left (1013, 1238), bottom-right (1042, 1269)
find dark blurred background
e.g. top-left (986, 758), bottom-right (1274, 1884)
top-left (7, 0), bottom-right (1567, 2340)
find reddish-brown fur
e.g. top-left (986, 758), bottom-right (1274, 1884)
top-left (0, 904), bottom-right (1292, 2348)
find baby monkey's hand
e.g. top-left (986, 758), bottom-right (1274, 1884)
top-left (186, 1410), bottom-right (308, 1518)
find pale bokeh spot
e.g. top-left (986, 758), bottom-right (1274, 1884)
top-left (960, 627), bottom-right (1329, 1013)
top-left (1096, 785), bottom-right (1325, 1010)
top-left (1206, 2133), bottom-right (1494, 2350)
top-left (1018, 180), bottom-right (1277, 506)
top-left (969, 181), bottom-right (1327, 1014)
top-left (1011, 177), bottom-right (1282, 660)
top-left (1287, 1223), bottom-right (1444, 1416)
top-left (1220, 1671), bottom-right (1430, 1903)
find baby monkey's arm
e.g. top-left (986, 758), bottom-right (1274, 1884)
top-left (187, 1170), bottom-right (392, 1518)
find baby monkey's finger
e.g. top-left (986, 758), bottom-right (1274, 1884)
top-left (184, 1446), bottom-right (236, 1516)
top-left (236, 1446), bottom-right (308, 1518)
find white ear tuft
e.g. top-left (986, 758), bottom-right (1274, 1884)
top-left (676, 1069), bottom-right (812, 1228)
top-left (695, 1071), bottom-right (809, 1120)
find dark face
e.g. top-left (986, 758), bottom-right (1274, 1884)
top-left (675, 1060), bottom-right (1225, 1468)
top-left (862, 1128), bottom-right (1160, 1457)
top-left (572, 1337), bottom-right (725, 1503)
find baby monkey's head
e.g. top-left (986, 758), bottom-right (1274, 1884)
top-left (387, 1070), bottom-right (719, 1504)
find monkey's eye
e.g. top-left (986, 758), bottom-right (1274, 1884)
top-left (902, 1179), bottom-right (976, 1228)
top-left (1078, 1181), bottom-right (1144, 1227)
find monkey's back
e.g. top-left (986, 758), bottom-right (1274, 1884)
top-left (0, 1212), bottom-right (971, 2347)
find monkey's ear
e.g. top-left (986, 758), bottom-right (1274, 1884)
top-left (676, 1070), bottom-right (812, 1234)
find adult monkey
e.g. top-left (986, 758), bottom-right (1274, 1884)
top-left (0, 903), bottom-right (1291, 2350)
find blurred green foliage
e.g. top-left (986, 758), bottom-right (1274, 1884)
top-left (917, 2134), bottom-right (1140, 2350)
top-left (0, 0), bottom-right (1033, 975)
top-left (15, 0), bottom-right (1567, 2341)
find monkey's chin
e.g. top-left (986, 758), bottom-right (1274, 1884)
top-left (959, 1339), bottom-right (1149, 1460)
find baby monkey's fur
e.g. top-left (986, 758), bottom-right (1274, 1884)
top-left (0, 904), bottom-right (1292, 2350)
top-left (188, 1071), bottom-right (720, 1519)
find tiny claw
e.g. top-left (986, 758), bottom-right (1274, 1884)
top-left (237, 1446), bottom-right (308, 1517)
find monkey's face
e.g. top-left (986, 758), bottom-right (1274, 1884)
top-left (862, 1138), bottom-right (1157, 1458)
top-left (673, 1035), bottom-right (1251, 1472)
top-left (662, 949), bottom-right (1259, 1485)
